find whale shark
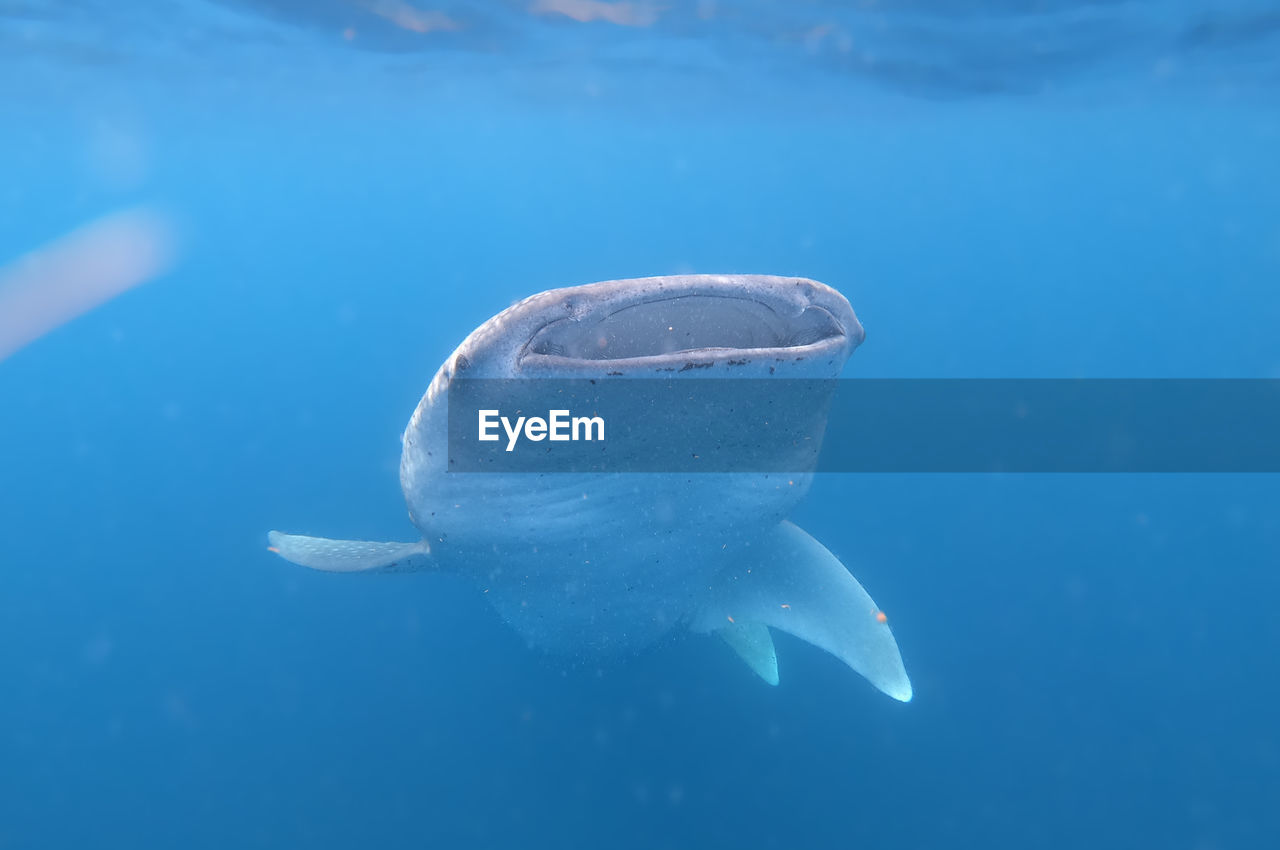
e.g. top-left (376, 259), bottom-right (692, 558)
top-left (268, 274), bottom-right (912, 701)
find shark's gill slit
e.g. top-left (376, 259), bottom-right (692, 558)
top-left (524, 295), bottom-right (844, 362)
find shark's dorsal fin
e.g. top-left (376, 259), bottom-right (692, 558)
top-left (267, 531), bottom-right (431, 573)
top-left (695, 521), bottom-right (912, 701)
top-left (717, 621), bottom-right (779, 686)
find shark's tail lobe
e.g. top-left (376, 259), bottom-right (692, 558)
top-left (695, 521), bottom-right (911, 701)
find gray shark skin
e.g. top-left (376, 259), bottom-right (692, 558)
top-left (269, 274), bottom-right (911, 701)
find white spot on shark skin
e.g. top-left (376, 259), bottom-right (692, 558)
top-left (267, 274), bottom-right (911, 701)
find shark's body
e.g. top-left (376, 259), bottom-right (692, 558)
top-left (270, 274), bottom-right (911, 700)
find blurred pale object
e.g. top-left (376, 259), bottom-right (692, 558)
top-left (0, 208), bottom-right (176, 362)
top-left (529, 0), bottom-right (659, 27)
top-left (364, 0), bottom-right (459, 33)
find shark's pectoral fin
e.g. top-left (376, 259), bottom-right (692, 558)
top-left (694, 521), bottom-right (912, 701)
top-left (717, 621), bottom-right (780, 686)
top-left (267, 531), bottom-right (431, 573)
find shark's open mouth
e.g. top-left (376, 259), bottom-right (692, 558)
top-left (523, 294), bottom-right (846, 362)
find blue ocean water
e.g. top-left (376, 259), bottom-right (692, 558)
top-left (2, 2), bottom-right (1279, 848)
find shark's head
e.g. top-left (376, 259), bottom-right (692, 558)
top-left (428, 274), bottom-right (864, 395)
top-left (404, 273), bottom-right (862, 549)
top-left (406, 275), bottom-right (864, 527)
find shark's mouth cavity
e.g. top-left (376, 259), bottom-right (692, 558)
top-left (523, 295), bottom-right (845, 363)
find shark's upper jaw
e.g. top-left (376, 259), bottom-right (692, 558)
top-left (510, 275), bottom-right (863, 374)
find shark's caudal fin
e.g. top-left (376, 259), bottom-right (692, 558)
top-left (267, 531), bottom-right (431, 573)
top-left (695, 521), bottom-right (912, 701)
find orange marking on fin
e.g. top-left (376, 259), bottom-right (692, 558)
top-left (266, 546), bottom-right (280, 554)
top-left (875, 611), bottom-right (888, 624)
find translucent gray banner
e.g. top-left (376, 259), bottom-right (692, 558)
top-left (445, 379), bottom-right (1280, 473)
